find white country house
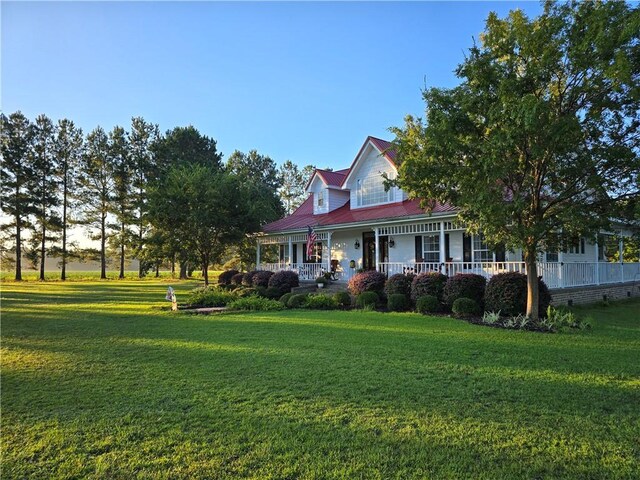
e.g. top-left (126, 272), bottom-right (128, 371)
top-left (258, 136), bottom-right (640, 291)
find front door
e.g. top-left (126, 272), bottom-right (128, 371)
top-left (362, 233), bottom-right (388, 270)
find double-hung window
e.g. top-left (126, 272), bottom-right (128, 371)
top-left (317, 190), bottom-right (324, 207)
top-left (473, 234), bottom-right (492, 262)
top-left (422, 235), bottom-right (440, 263)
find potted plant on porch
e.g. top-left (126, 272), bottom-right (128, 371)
top-left (315, 276), bottom-right (329, 289)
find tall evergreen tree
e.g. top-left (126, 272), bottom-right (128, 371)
top-left (108, 126), bottom-right (133, 279)
top-left (30, 114), bottom-right (61, 281)
top-left (78, 127), bottom-right (113, 279)
top-left (128, 117), bottom-right (159, 277)
top-left (54, 118), bottom-right (83, 280)
top-left (0, 112), bottom-right (35, 281)
top-left (278, 160), bottom-right (316, 214)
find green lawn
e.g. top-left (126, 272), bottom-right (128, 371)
top-left (2, 281), bottom-right (639, 479)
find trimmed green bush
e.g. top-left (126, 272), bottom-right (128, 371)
top-left (264, 286), bottom-right (283, 299)
top-left (333, 291), bottom-right (352, 307)
top-left (411, 272), bottom-right (448, 302)
top-left (279, 292), bottom-right (294, 307)
top-left (443, 273), bottom-right (486, 308)
top-left (355, 291), bottom-right (378, 309)
top-left (218, 269), bottom-right (239, 285)
top-left (387, 293), bottom-right (409, 312)
top-left (252, 270), bottom-right (274, 288)
top-left (484, 272), bottom-right (551, 317)
top-left (452, 297), bottom-right (481, 317)
top-left (231, 273), bottom-right (244, 285)
top-left (416, 295), bottom-right (440, 314)
top-left (384, 274), bottom-right (412, 297)
top-left (227, 296), bottom-right (284, 311)
top-left (241, 271), bottom-right (258, 287)
top-left (287, 293), bottom-right (309, 309)
top-left (235, 287), bottom-right (257, 298)
top-left (187, 287), bottom-right (236, 307)
top-left (305, 294), bottom-right (339, 310)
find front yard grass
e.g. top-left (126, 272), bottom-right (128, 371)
top-left (2, 281), bottom-right (639, 479)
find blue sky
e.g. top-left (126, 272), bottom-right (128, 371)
top-left (2, 1), bottom-right (542, 170)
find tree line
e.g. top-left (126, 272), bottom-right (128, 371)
top-left (1, 112), bottom-right (315, 283)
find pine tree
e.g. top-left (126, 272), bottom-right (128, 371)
top-left (54, 118), bottom-right (84, 280)
top-left (0, 112), bottom-right (35, 281)
top-left (78, 127), bottom-right (113, 279)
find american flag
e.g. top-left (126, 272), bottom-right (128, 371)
top-left (306, 226), bottom-right (317, 259)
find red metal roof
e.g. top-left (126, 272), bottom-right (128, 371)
top-left (317, 168), bottom-right (349, 187)
top-left (262, 197), bottom-right (455, 233)
top-left (368, 137), bottom-right (397, 163)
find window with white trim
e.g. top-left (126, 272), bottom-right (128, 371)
top-left (422, 235), bottom-right (440, 263)
top-left (279, 244), bottom-right (289, 262)
top-left (356, 175), bottom-right (393, 207)
top-left (473, 233), bottom-right (492, 262)
top-left (566, 238), bottom-right (585, 254)
top-left (317, 190), bottom-right (324, 207)
top-left (545, 251), bottom-right (559, 262)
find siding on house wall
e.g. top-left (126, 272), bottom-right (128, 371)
top-left (344, 146), bottom-right (403, 208)
top-left (328, 189), bottom-right (350, 212)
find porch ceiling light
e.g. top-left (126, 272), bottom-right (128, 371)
top-left (354, 239), bottom-right (360, 249)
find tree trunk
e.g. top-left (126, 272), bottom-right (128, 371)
top-left (155, 263), bottom-right (160, 277)
top-left (15, 212), bottom-right (22, 281)
top-left (119, 220), bottom-right (125, 279)
top-left (101, 214), bottom-right (107, 280)
top-left (171, 253), bottom-right (176, 277)
top-left (524, 247), bottom-right (539, 320)
top-left (179, 261), bottom-right (188, 279)
top-left (203, 253), bottom-right (209, 286)
top-left (40, 221), bottom-right (46, 281)
top-left (61, 178), bottom-right (67, 281)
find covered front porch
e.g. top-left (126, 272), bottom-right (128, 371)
top-left (257, 219), bottom-right (640, 289)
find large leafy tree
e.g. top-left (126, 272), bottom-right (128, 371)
top-left (78, 127), bottom-right (113, 279)
top-left (278, 160), bottom-right (316, 214)
top-left (391, 1), bottom-right (640, 319)
top-left (152, 126), bottom-right (223, 277)
top-left (148, 165), bottom-right (255, 285)
top-left (54, 118), bottom-right (84, 280)
top-left (0, 112), bottom-right (35, 280)
top-left (30, 114), bottom-right (62, 281)
top-left (128, 117), bottom-right (159, 277)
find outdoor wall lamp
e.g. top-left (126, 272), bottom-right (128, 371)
top-left (354, 239), bottom-right (360, 249)
top-left (389, 237), bottom-right (395, 248)
top-left (349, 260), bottom-right (356, 269)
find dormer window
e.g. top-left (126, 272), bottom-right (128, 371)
top-left (317, 190), bottom-right (324, 207)
top-left (356, 175), bottom-right (393, 207)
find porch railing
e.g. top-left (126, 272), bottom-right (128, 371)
top-left (262, 261), bottom-right (640, 288)
top-left (261, 262), bottom-right (325, 281)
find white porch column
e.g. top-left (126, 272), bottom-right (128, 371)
top-left (439, 221), bottom-right (446, 274)
top-left (288, 236), bottom-right (293, 268)
top-left (256, 239), bottom-right (261, 269)
top-left (594, 237), bottom-right (600, 285)
top-left (374, 227), bottom-right (380, 271)
top-left (558, 248), bottom-right (564, 289)
top-left (327, 231), bottom-right (332, 273)
top-left (619, 237), bottom-right (624, 282)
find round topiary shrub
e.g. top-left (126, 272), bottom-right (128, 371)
top-left (268, 270), bottom-right (299, 294)
top-left (236, 287), bottom-right (257, 298)
top-left (484, 272), bottom-right (551, 317)
top-left (355, 291), bottom-right (379, 309)
top-left (231, 273), bottom-right (244, 285)
top-left (218, 269), bottom-right (239, 285)
top-left (443, 273), bottom-right (486, 308)
top-left (264, 286), bottom-right (283, 299)
top-left (252, 270), bottom-right (274, 288)
top-left (384, 274), bottom-right (412, 298)
top-left (411, 272), bottom-right (448, 302)
top-left (452, 297), bottom-right (481, 317)
top-left (287, 293), bottom-right (309, 309)
top-left (416, 295), bottom-right (440, 314)
top-left (333, 291), bottom-right (352, 308)
top-left (387, 293), bottom-right (409, 312)
top-left (242, 270), bottom-right (258, 286)
top-left (280, 292), bottom-right (294, 307)
top-left (305, 294), bottom-right (339, 310)
top-left (347, 270), bottom-right (386, 296)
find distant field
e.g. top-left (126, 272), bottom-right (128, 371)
top-left (2, 281), bottom-right (639, 479)
top-left (0, 270), bottom-right (222, 282)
